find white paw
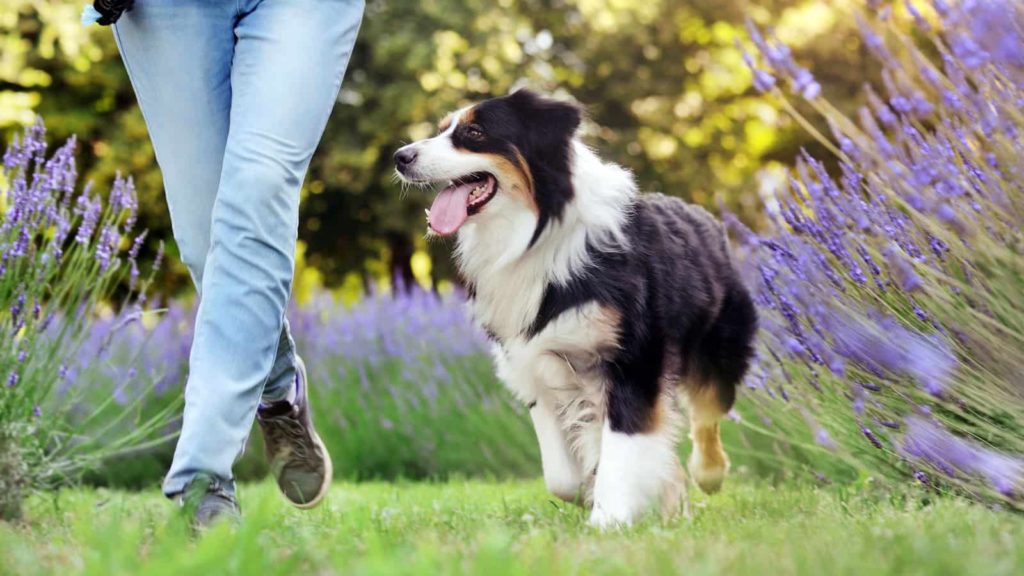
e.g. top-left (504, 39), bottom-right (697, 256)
top-left (546, 479), bottom-right (583, 504)
top-left (588, 504), bottom-right (635, 529)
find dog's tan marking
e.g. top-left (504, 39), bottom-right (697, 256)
top-left (437, 113), bottom-right (454, 134)
top-left (591, 305), bottom-right (622, 350)
top-left (684, 383), bottom-right (730, 494)
top-left (443, 104), bottom-right (538, 215)
top-left (476, 151), bottom-right (539, 215)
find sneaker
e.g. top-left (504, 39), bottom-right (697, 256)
top-left (256, 356), bottom-right (333, 508)
top-left (180, 473), bottom-right (241, 530)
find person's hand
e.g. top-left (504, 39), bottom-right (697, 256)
top-left (92, 0), bottom-right (135, 25)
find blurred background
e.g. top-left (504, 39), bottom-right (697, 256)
top-left (1, 0), bottom-right (872, 301)
top-left (0, 0), bottom-right (879, 489)
top-left (4, 0), bottom-right (1024, 516)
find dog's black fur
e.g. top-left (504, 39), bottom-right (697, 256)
top-left (464, 90), bottom-right (757, 435)
top-left (455, 90), bottom-right (582, 246)
top-left (395, 90), bottom-right (760, 520)
top-left (527, 194), bottom-right (758, 433)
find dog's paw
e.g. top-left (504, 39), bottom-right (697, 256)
top-left (546, 480), bottom-right (584, 504)
top-left (588, 500), bottom-right (644, 529)
top-left (588, 507), bottom-right (630, 529)
top-left (687, 450), bottom-right (729, 495)
top-left (661, 461), bottom-right (690, 520)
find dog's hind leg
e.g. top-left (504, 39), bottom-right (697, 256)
top-left (682, 382), bottom-right (730, 494)
top-left (683, 284), bottom-right (757, 494)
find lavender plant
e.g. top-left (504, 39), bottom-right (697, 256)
top-left (0, 121), bottom-right (169, 518)
top-left (738, 0), bottom-right (1024, 506)
top-left (289, 287), bottom-right (538, 479)
top-left (86, 287), bottom-right (537, 485)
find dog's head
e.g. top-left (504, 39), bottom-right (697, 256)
top-left (394, 90), bottom-right (582, 245)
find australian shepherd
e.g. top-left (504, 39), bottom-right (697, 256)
top-left (394, 90), bottom-right (757, 527)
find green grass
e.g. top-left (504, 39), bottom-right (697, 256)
top-left (2, 478), bottom-right (1022, 576)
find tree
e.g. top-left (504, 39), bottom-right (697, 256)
top-left (2, 0), bottom-right (874, 295)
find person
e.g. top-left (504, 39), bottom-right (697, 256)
top-left (84, 0), bottom-right (364, 526)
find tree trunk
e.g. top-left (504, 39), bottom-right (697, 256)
top-left (386, 232), bottom-right (416, 294)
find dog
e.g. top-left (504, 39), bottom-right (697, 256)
top-left (394, 89), bottom-right (757, 527)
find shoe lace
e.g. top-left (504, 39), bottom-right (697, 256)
top-left (262, 411), bottom-right (315, 466)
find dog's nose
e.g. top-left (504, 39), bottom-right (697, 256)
top-left (394, 147), bottom-right (418, 169)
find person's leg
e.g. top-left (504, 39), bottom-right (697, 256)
top-left (113, 1), bottom-right (309, 498)
top-left (262, 318), bottom-right (299, 403)
top-left (164, 0), bottom-right (364, 497)
top-left (113, 1), bottom-right (234, 289)
top-left (114, 0), bottom-right (300, 405)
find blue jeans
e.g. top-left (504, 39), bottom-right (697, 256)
top-left (113, 0), bottom-right (363, 497)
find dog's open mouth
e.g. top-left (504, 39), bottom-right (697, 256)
top-left (426, 172), bottom-right (497, 236)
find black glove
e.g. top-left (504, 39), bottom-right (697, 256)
top-left (93, 0), bottom-right (135, 25)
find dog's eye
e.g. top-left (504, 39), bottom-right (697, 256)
top-left (465, 125), bottom-right (484, 140)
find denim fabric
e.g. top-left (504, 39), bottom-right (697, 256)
top-left (112, 0), bottom-right (363, 497)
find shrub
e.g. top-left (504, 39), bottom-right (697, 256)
top-left (291, 288), bottom-right (538, 479)
top-left (80, 287), bottom-right (539, 487)
top-left (0, 121), bottom-right (167, 518)
top-left (737, 0), bottom-right (1023, 506)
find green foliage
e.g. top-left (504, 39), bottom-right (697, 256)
top-left (0, 423), bottom-right (36, 520)
top-left (2, 479), bottom-right (1023, 575)
top-left (1, 0), bottom-right (872, 293)
top-left (72, 289), bottom-right (802, 490)
top-left (733, 2), bottom-right (1024, 507)
top-left (1, 123), bottom-right (173, 519)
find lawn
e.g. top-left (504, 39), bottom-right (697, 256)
top-left (3, 477), bottom-right (1022, 576)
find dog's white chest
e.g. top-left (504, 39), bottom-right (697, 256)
top-left (486, 302), bottom-right (620, 480)
top-left (487, 301), bottom-right (618, 401)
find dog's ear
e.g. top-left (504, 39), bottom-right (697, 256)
top-left (506, 90), bottom-right (582, 246)
top-left (507, 89), bottom-right (582, 141)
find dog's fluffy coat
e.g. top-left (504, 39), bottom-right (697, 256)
top-left (395, 90), bottom-right (757, 526)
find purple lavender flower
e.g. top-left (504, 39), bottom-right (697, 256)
top-left (884, 246), bottom-right (924, 293)
top-left (110, 174), bottom-right (139, 231)
top-left (153, 240), bottom-right (165, 272)
top-left (858, 14), bottom-right (895, 64)
top-left (791, 67), bottom-right (821, 100)
top-left (904, 0), bottom-right (931, 32)
top-left (861, 426), bottom-right (884, 449)
top-left (950, 33), bottom-right (987, 69)
top-left (902, 417), bottom-right (1024, 495)
top-left (830, 312), bottom-right (956, 397)
top-left (815, 427), bottom-right (836, 450)
top-left (95, 225), bottom-right (120, 271)
top-left (740, 43), bottom-right (778, 93)
top-left (74, 189), bottom-right (101, 245)
top-left (10, 290), bottom-right (26, 328)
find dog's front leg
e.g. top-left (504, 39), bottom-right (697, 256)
top-left (589, 416), bottom-right (680, 528)
top-left (530, 396), bottom-right (584, 503)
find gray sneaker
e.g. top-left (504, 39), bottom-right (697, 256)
top-left (256, 356), bottom-right (333, 508)
top-left (180, 473), bottom-right (241, 530)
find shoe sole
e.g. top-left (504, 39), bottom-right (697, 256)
top-left (287, 429), bottom-right (333, 509)
top-left (282, 356), bottom-right (333, 510)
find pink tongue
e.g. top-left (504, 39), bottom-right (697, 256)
top-left (428, 182), bottom-right (474, 236)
